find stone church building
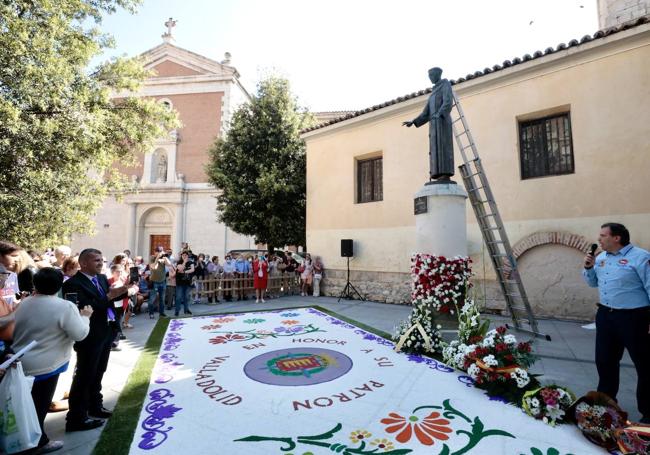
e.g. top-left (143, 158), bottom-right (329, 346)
top-left (72, 29), bottom-right (255, 259)
top-left (302, 2), bottom-right (650, 320)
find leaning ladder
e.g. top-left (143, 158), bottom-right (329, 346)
top-left (449, 92), bottom-right (550, 341)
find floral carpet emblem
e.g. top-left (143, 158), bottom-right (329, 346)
top-left (244, 347), bottom-right (353, 386)
top-left (268, 352), bottom-right (328, 376)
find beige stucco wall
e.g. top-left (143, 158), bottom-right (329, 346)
top-left (183, 190), bottom-right (253, 256)
top-left (71, 190), bottom-right (253, 260)
top-left (304, 25), bottom-right (650, 318)
top-left (71, 196), bottom-right (129, 260)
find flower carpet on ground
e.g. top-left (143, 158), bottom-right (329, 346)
top-left (129, 308), bottom-right (605, 454)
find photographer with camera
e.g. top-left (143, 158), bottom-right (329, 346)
top-left (174, 251), bottom-right (195, 316)
top-left (61, 248), bottom-right (131, 431)
top-left (148, 249), bottom-right (173, 319)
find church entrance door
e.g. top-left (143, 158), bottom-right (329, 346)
top-left (150, 235), bottom-right (171, 256)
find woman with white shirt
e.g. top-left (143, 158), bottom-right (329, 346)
top-left (300, 253), bottom-right (314, 296)
top-left (12, 268), bottom-right (92, 454)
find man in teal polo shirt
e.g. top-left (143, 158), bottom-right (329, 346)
top-left (583, 222), bottom-right (650, 423)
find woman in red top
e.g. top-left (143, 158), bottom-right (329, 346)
top-left (252, 254), bottom-right (268, 303)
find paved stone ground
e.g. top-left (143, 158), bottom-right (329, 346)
top-left (45, 296), bottom-right (639, 454)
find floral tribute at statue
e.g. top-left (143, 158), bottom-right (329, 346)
top-left (522, 385), bottom-right (576, 427)
top-left (391, 251), bottom-right (649, 453)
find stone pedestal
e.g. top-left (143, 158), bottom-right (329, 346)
top-left (414, 182), bottom-right (468, 257)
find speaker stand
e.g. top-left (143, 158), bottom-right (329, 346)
top-left (338, 257), bottom-right (365, 302)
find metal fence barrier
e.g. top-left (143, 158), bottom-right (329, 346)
top-left (192, 272), bottom-right (302, 302)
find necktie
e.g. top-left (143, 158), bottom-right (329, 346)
top-left (91, 276), bottom-right (105, 297)
top-left (91, 276), bottom-right (115, 321)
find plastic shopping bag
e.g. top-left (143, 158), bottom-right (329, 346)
top-left (0, 363), bottom-right (41, 453)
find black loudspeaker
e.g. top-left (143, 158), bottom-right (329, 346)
top-left (341, 239), bottom-right (353, 257)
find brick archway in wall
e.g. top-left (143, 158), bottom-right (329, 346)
top-left (504, 231), bottom-right (592, 276)
top-left (507, 231), bottom-right (599, 319)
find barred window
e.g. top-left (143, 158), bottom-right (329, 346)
top-left (519, 113), bottom-right (574, 179)
top-left (357, 157), bottom-right (383, 203)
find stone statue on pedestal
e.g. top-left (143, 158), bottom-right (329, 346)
top-left (157, 154), bottom-right (167, 183)
top-left (403, 67), bottom-right (454, 182)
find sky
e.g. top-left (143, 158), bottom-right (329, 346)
top-left (93, 0), bottom-right (599, 112)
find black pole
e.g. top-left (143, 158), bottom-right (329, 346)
top-left (337, 256), bottom-right (365, 302)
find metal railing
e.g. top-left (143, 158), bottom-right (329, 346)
top-left (191, 272), bottom-right (302, 302)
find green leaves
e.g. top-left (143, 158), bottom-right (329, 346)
top-left (0, 0), bottom-right (178, 248)
top-left (206, 75), bottom-right (314, 248)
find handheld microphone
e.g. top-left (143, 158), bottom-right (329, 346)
top-left (589, 243), bottom-right (598, 256)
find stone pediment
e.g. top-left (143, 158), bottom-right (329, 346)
top-left (140, 43), bottom-right (238, 80)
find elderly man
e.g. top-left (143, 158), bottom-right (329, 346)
top-left (583, 222), bottom-right (650, 424)
top-left (62, 248), bottom-right (134, 431)
top-left (53, 245), bottom-right (72, 269)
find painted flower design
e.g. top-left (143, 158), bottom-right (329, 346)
top-left (209, 333), bottom-right (247, 344)
top-left (212, 317), bottom-right (236, 324)
top-left (201, 324), bottom-right (222, 330)
top-left (380, 411), bottom-right (452, 445)
top-left (243, 318), bottom-right (266, 324)
top-left (274, 326), bottom-right (304, 333)
top-left (370, 438), bottom-right (395, 451)
top-left (280, 312), bottom-right (300, 317)
top-left (151, 404), bottom-right (182, 420)
top-left (282, 319), bottom-right (300, 325)
top-left (349, 429), bottom-right (372, 443)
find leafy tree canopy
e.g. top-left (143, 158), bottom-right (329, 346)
top-left (0, 0), bottom-right (178, 249)
top-left (206, 76), bottom-right (313, 250)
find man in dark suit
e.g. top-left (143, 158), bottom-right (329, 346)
top-left (62, 248), bottom-right (130, 431)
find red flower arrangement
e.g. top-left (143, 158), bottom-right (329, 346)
top-left (464, 326), bottom-right (538, 402)
top-left (411, 254), bottom-right (472, 314)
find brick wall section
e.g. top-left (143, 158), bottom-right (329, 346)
top-left (165, 92), bottom-right (223, 183)
top-left (511, 231), bottom-right (591, 258)
top-left (503, 231), bottom-right (591, 277)
top-left (151, 61), bottom-right (203, 77)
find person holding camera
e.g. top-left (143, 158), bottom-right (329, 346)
top-left (148, 250), bottom-right (172, 319)
top-left (61, 248), bottom-right (131, 432)
top-left (13, 268), bottom-right (93, 453)
top-left (193, 253), bottom-right (207, 304)
top-left (174, 251), bottom-right (195, 316)
top-left (582, 222), bottom-right (650, 424)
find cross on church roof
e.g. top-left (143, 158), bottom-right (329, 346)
top-left (162, 17), bottom-right (177, 43)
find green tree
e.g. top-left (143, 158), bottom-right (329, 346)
top-left (206, 76), bottom-right (312, 250)
top-left (0, 0), bottom-right (178, 248)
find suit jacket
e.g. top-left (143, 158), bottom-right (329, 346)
top-left (62, 272), bottom-right (121, 350)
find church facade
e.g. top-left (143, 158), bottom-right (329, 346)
top-left (72, 33), bottom-right (254, 259)
top-left (302, 10), bottom-right (650, 319)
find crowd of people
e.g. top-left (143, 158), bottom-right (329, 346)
top-left (0, 239), bottom-right (325, 453)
